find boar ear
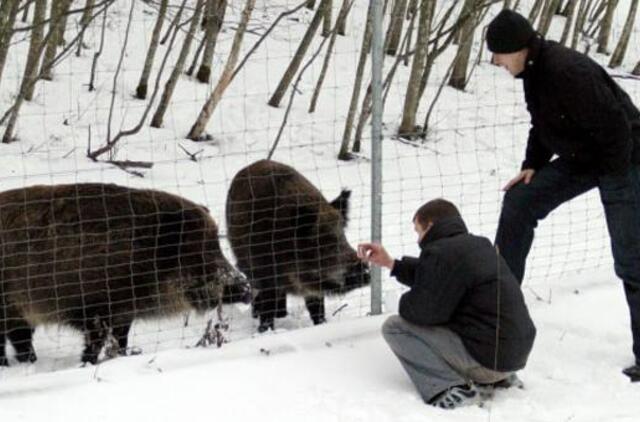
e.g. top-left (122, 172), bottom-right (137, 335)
top-left (330, 189), bottom-right (351, 225)
top-left (295, 206), bottom-right (318, 241)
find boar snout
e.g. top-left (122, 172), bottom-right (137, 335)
top-left (344, 260), bottom-right (370, 291)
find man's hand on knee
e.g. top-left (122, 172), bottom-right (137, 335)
top-left (503, 169), bottom-right (536, 191)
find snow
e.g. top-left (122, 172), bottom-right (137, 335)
top-left (1, 0), bottom-right (640, 420)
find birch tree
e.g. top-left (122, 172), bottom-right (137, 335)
top-left (597, 0), bottom-right (617, 54)
top-left (398, 0), bottom-right (435, 138)
top-left (538, 0), bottom-right (562, 36)
top-left (187, 0), bottom-right (256, 140)
top-left (40, 0), bottom-right (73, 81)
top-left (448, 0), bottom-right (478, 90)
top-left (23, 0), bottom-right (47, 101)
top-left (197, 0), bottom-right (227, 83)
top-left (338, 2), bottom-right (372, 159)
top-left (151, 0), bottom-right (205, 128)
top-left (135, 0), bottom-right (168, 99)
top-left (268, 0), bottom-right (330, 107)
top-left (559, 0), bottom-right (578, 45)
top-left (385, 0), bottom-right (408, 55)
top-left (608, 0), bottom-right (638, 68)
top-left (76, 0), bottom-right (97, 56)
top-left (0, 0), bottom-right (21, 87)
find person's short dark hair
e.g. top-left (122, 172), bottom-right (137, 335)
top-left (486, 9), bottom-right (535, 54)
top-left (413, 199), bottom-right (461, 227)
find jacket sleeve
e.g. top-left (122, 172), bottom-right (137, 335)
top-left (397, 250), bottom-right (467, 326)
top-left (557, 64), bottom-right (632, 175)
top-left (390, 257), bottom-right (420, 287)
top-left (521, 126), bottom-right (553, 171)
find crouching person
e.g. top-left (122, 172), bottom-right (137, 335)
top-left (358, 199), bottom-right (536, 409)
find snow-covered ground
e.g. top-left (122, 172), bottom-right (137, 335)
top-left (1, 0), bottom-right (639, 420)
top-left (1, 269), bottom-right (639, 422)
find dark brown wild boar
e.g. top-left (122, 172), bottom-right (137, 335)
top-left (0, 183), bottom-right (250, 366)
top-left (226, 160), bottom-right (370, 332)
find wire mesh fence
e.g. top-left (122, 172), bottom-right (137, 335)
top-left (0, 0), bottom-right (638, 375)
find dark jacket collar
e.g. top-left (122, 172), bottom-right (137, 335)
top-left (517, 34), bottom-right (544, 79)
top-left (419, 216), bottom-right (468, 248)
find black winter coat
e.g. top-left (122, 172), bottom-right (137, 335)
top-left (519, 36), bottom-right (640, 175)
top-left (391, 217), bottom-right (536, 372)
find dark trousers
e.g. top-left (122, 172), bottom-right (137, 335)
top-left (495, 159), bottom-right (640, 364)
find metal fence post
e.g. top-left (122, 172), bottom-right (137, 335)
top-left (370, 0), bottom-right (383, 316)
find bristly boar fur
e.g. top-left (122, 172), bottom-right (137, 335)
top-left (226, 160), bottom-right (370, 332)
top-left (0, 183), bottom-right (250, 366)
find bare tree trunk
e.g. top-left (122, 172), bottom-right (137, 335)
top-left (608, 0), bottom-right (638, 68)
top-left (135, 0), bottom-right (168, 99)
top-left (3, 0), bottom-right (46, 143)
top-left (160, 6), bottom-right (181, 45)
top-left (528, 0), bottom-right (545, 23)
top-left (23, 0), bottom-right (47, 101)
top-left (268, 0), bottom-right (330, 107)
top-left (40, 0), bottom-right (73, 81)
top-left (151, 0), bottom-right (205, 128)
top-left (351, 7), bottom-right (416, 151)
top-left (186, 35), bottom-right (206, 76)
top-left (538, 0), bottom-right (562, 36)
top-left (22, 0), bottom-right (31, 22)
top-left (0, 0), bottom-right (20, 87)
top-left (306, 0), bottom-right (316, 8)
top-left (586, 0), bottom-right (607, 38)
top-left (187, 0), bottom-right (255, 140)
top-left (448, 0), bottom-right (477, 90)
top-left (321, 0), bottom-right (332, 37)
top-left (597, 0), bottom-right (617, 54)
top-left (89, 0), bottom-right (189, 161)
top-left (504, 0), bottom-right (513, 8)
top-left (559, 0), bottom-right (578, 45)
top-left (385, 0), bottom-right (407, 55)
top-left (309, 0), bottom-right (353, 113)
top-left (398, 0), bottom-right (435, 138)
top-left (197, 0), bottom-right (227, 83)
top-left (76, 0), bottom-right (97, 57)
top-left (338, 2), bottom-right (373, 160)
top-left (633, 59), bottom-right (640, 75)
top-left (88, 5), bottom-right (108, 92)
top-left (571, 0), bottom-right (588, 49)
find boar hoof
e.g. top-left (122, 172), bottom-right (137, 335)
top-left (258, 320), bottom-right (275, 333)
top-left (81, 352), bottom-right (99, 365)
top-left (15, 350), bottom-right (37, 363)
top-left (0, 356), bottom-right (8, 367)
top-left (311, 316), bottom-right (327, 325)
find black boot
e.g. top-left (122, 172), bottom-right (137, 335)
top-left (622, 364), bottom-right (640, 382)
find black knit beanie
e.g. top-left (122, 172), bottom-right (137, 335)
top-left (486, 10), bottom-right (535, 53)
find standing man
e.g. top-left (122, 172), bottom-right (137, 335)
top-left (358, 199), bottom-right (536, 409)
top-left (487, 9), bottom-right (640, 381)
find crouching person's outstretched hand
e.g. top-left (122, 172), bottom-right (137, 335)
top-left (357, 243), bottom-right (394, 270)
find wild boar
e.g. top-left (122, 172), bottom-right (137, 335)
top-left (226, 160), bottom-right (370, 332)
top-left (0, 183), bottom-right (250, 366)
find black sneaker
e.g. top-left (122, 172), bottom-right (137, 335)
top-left (429, 384), bottom-right (480, 409)
top-left (622, 364), bottom-right (640, 382)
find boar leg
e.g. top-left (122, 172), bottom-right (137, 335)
top-left (8, 324), bottom-right (37, 363)
top-left (112, 321), bottom-right (132, 356)
top-left (254, 288), bottom-right (287, 332)
top-left (304, 296), bottom-right (326, 325)
top-left (71, 311), bottom-right (107, 365)
top-left (0, 305), bottom-right (37, 364)
top-left (0, 333), bottom-right (7, 366)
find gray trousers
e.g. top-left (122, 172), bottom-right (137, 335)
top-left (382, 315), bottom-right (510, 402)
